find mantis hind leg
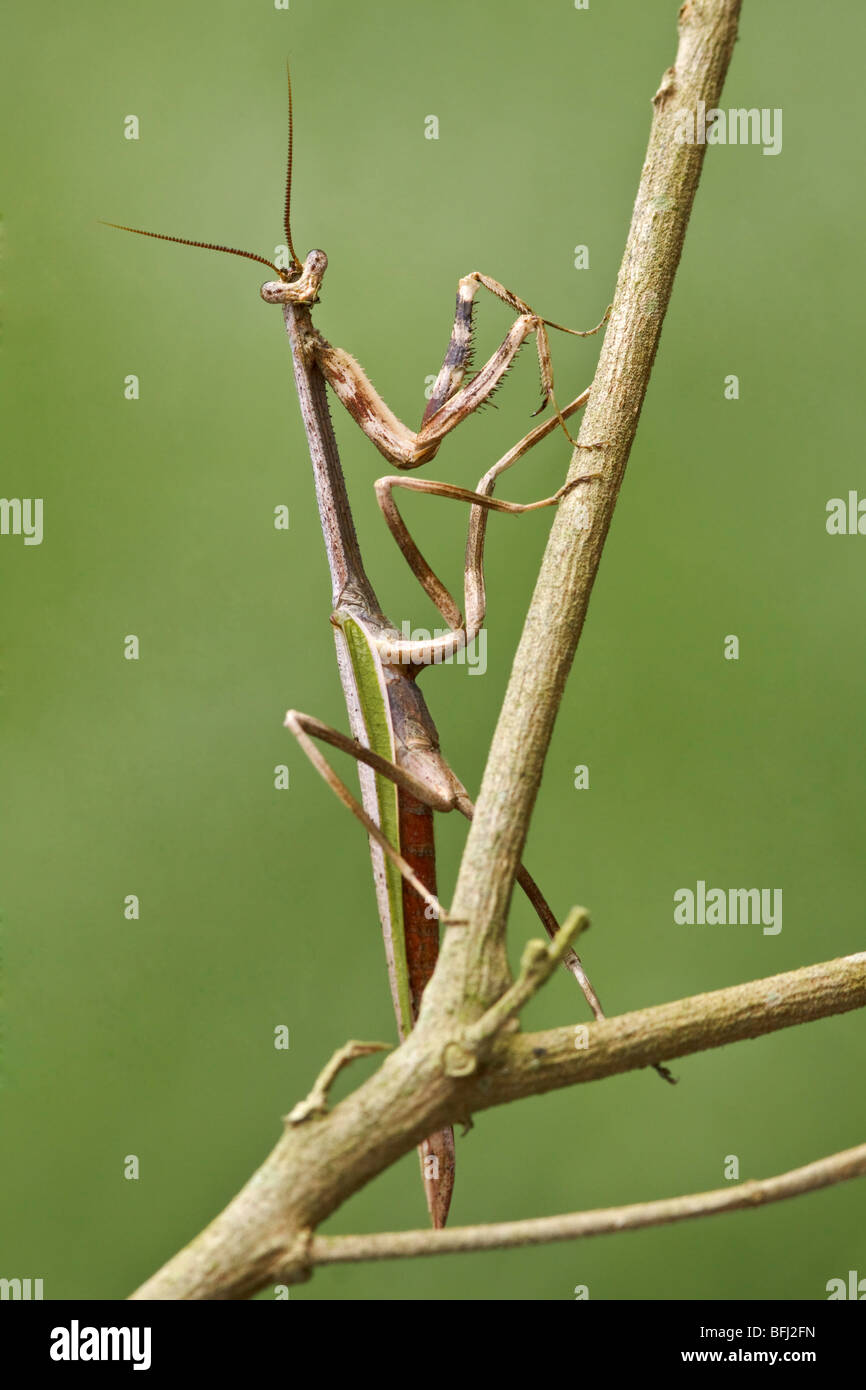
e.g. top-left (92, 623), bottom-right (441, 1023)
top-left (283, 709), bottom-right (452, 924)
top-left (284, 709), bottom-right (607, 1021)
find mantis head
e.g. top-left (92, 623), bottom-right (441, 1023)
top-left (260, 249), bottom-right (327, 306)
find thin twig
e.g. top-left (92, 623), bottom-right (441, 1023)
top-left (286, 1040), bottom-right (392, 1125)
top-left (308, 1141), bottom-right (866, 1265)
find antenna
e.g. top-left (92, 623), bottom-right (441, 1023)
top-left (283, 61), bottom-right (303, 271)
top-left (98, 222), bottom-right (285, 278)
top-left (100, 67), bottom-right (311, 282)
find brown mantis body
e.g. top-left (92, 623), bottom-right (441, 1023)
top-left (104, 69), bottom-right (613, 1228)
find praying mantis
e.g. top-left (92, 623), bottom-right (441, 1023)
top-left (104, 69), bottom-right (612, 1229)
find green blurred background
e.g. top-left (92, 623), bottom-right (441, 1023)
top-left (2, 0), bottom-right (864, 1300)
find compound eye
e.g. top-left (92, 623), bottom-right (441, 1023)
top-left (260, 280), bottom-right (289, 304)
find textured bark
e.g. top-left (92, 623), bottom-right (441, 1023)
top-left (432, 0), bottom-right (745, 1016)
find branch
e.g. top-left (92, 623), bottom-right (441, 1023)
top-left (426, 0), bottom-right (744, 1014)
top-left (129, 953), bottom-right (864, 1298)
top-left (468, 953), bottom-right (866, 1107)
top-left (308, 1141), bottom-right (866, 1266)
